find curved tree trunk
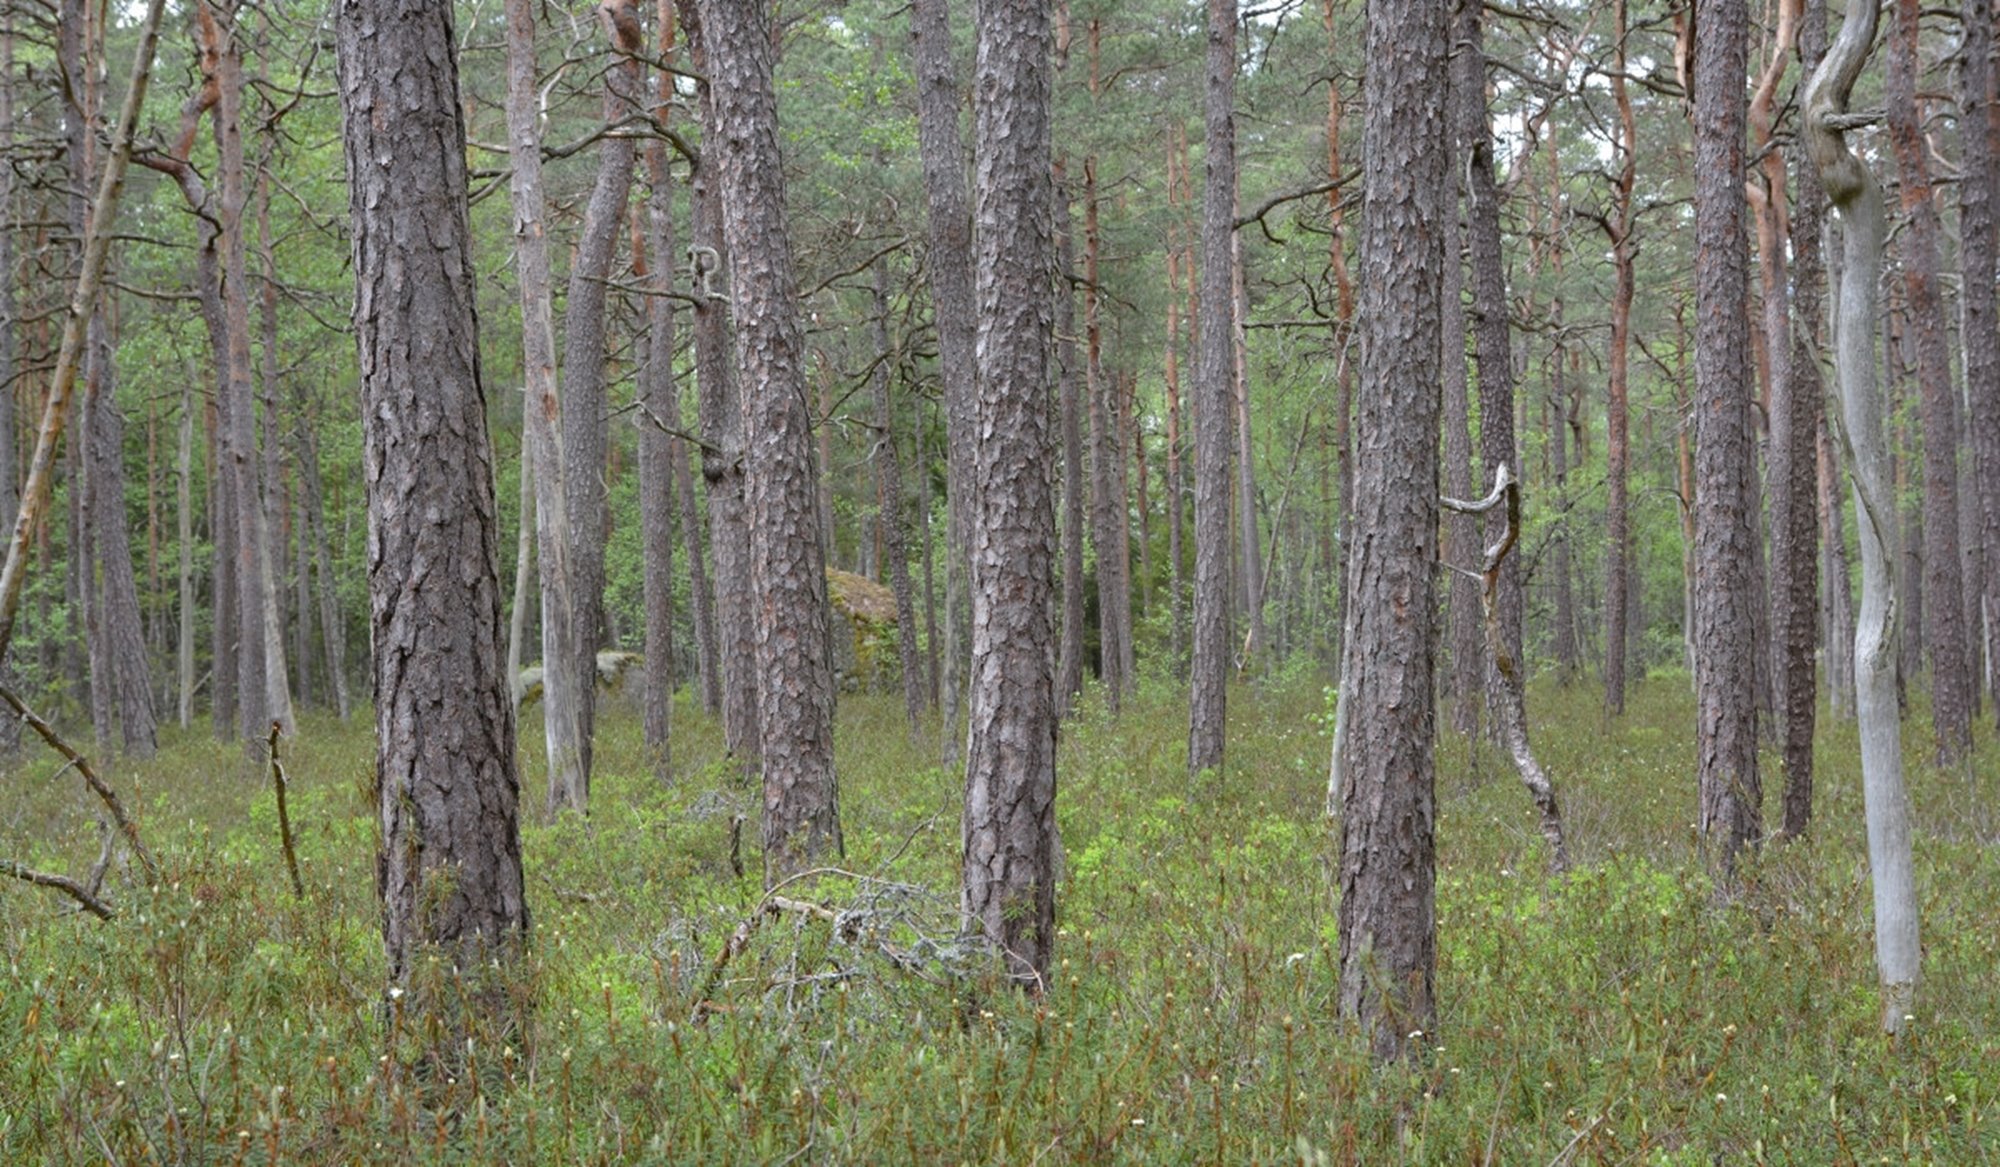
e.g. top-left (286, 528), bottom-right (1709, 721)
top-left (1801, 0), bottom-right (1920, 1033)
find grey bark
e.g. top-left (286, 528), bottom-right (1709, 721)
top-left (507, 0), bottom-right (592, 813)
top-left (640, 44), bottom-right (682, 777)
top-left (696, 0), bottom-right (844, 880)
top-left (1442, 204), bottom-right (1482, 740)
top-left (507, 448), bottom-right (534, 708)
top-left (1188, 0), bottom-right (1235, 776)
top-left (1055, 164), bottom-right (1087, 714)
top-left (296, 417), bottom-right (350, 718)
top-left (872, 261), bottom-right (924, 736)
top-left (1331, 0), bottom-right (1448, 1065)
top-left (1801, 0), bottom-right (1920, 1031)
top-left (87, 322), bottom-right (157, 758)
top-left (558, 0), bottom-right (646, 802)
top-left (336, 0), bottom-right (529, 1016)
top-left (962, 0), bottom-right (1058, 988)
top-left (912, 0), bottom-right (977, 762)
top-left (1692, 0), bottom-right (1761, 870)
top-left (1964, 0), bottom-right (2000, 720)
top-left (1083, 158), bottom-right (1127, 706)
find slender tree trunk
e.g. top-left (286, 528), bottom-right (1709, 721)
top-left (0, 4), bottom-right (15, 753)
top-left (1083, 156), bottom-right (1127, 707)
top-left (679, 0), bottom-right (759, 772)
top-left (911, 0), bottom-right (976, 764)
top-left (962, 0), bottom-right (1057, 988)
top-left (1604, 0), bottom-right (1637, 714)
top-left (1821, 416), bottom-right (1858, 717)
top-left (1963, 0), bottom-right (2000, 721)
top-left (1163, 149), bottom-right (1187, 673)
top-left (697, 0), bottom-right (843, 880)
top-left (1801, 0), bottom-right (1919, 1031)
top-left (256, 174), bottom-right (289, 716)
top-left (507, 0), bottom-right (592, 813)
top-left (1230, 212), bottom-right (1262, 664)
top-left (639, 8), bottom-right (682, 778)
top-left (1777, 0), bottom-right (1827, 837)
top-left (1331, 0), bottom-right (1448, 1064)
top-left (1443, 203), bottom-right (1482, 741)
top-left (1454, 0), bottom-right (1523, 710)
top-left (559, 0), bottom-right (646, 805)
top-left (88, 319), bottom-right (156, 758)
top-left (297, 418), bottom-right (350, 719)
top-left (1886, 0), bottom-right (1972, 761)
top-left (1692, 0), bottom-right (1762, 870)
top-left (337, 0), bottom-right (529, 1037)
top-left (872, 260), bottom-right (924, 736)
top-left (1188, 0), bottom-right (1236, 775)
top-left (1054, 162), bottom-right (1087, 714)
top-left (508, 450), bottom-right (534, 707)
top-left (177, 381), bottom-right (195, 729)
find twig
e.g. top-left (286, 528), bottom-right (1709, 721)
top-left (2, 858), bottom-right (116, 920)
top-left (0, 684), bottom-right (157, 882)
top-left (268, 722), bottom-right (304, 900)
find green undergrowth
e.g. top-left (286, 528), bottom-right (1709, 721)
top-left (1, 674), bottom-right (1995, 1163)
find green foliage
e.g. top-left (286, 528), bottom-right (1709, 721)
top-left (3, 679), bottom-right (1995, 1162)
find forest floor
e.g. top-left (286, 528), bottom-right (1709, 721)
top-left (1, 670), bottom-right (1996, 1163)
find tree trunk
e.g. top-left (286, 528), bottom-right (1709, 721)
top-left (911, 0), bottom-right (976, 764)
top-left (1604, 0), bottom-right (1637, 715)
top-left (962, 0), bottom-right (1058, 988)
top-left (1231, 217), bottom-right (1263, 663)
top-left (176, 379), bottom-right (195, 729)
top-left (679, 0), bottom-right (759, 772)
top-left (697, 0), bottom-right (844, 881)
top-left (297, 417), bottom-right (351, 719)
top-left (1963, 0), bottom-right (2000, 722)
top-left (1331, 0), bottom-right (1448, 1065)
top-left (337, 0), bottom-right (529, 1035)
top-left (0, 4), bottom-right (15, 753)
top-left (1054, 162), bottom-right (1087, 714)
top-left (1801, 0), bottom-right (1919, 1031)
top-left (1454, 0), bottom-right (1523, 712)
top-left (507, 0), bottom-right (593, 813)
top-left (1163, 145), bottom-right (1187, 674)
top-left (1886, 0), bottom-right (1972, 762)
top-left (87, 321), bottom-right (157, 758)
top-left (1442, 202), bottom-right (1482, 741)
top-left (1083, 156), bottom-right (1128, 707)
top-left (1691, 0), bottom-right (1761, 870)
top-left (1821, 416), bottom-right (1858, 717)
top-left (639, 8), bottom-right (681, 778)
top-left (507, 448), bottom-right (534, 707)
top-left (1188, 0), bottom-right (1235, 776)
top-left (1776, 0), bottom-right (1827, 837)
top-left (870, 260), bottom-right (924, 736)
top-left (559, 0), bottom-right (646, 805)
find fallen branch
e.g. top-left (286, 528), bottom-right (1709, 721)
top-left (2, 858), bottom-right (116, 920)
top-left (0, 684), bottom-right (158, 882)
top-left (268, 722), bottom-right (304, 900)
top-left (1440, 463), bottom-right (1571, 875)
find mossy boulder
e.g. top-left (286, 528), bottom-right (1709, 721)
top-left (827, 568), bottom-right (899, 693)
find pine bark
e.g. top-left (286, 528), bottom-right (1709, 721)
top-left (1187, 0), bottom-right (1235, 775)
top-left (86, 323), bottom-right (157, 757)
top-left (640, 84), bottom-right (680, 777)
top-left (1964, 0), bottom-right (2000, 720)
top-left (697, 0), bottom-right (844, 880)
top-left (962, 0), bottom-right (1058, 988)
top-left (1886, 0), bottom-right (1972, 761)
top-left (1332, 0), bottom-right (1448, 1064)
top-left (911, 0), bottom-right (976, 763)
top-left (1692, 0), bottom-right (1762, 869)
top-left (337, 0), bottom-right (529, 1014)
top-left (1442, 202), bottom-right (1482, 740)
top-left (1604, 0), bottom-right (1637, 715)
top-left (1054, 163), bottom-right (1087, 713)
top-left (1083, 156), bottom-right (1129, 706)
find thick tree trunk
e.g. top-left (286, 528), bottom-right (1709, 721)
top-left (1801, 0), bottom-right (1919, 1031)
top-left (507, 0), bottom-right (592, 813)
top-left (1886, 0), bottom-right (1972, 762)
top-left (962, 0), bottom-right (1058, 988)
top-left (911, 0), bottom-right (976, 763)
top-left (1964, 0), bottom-right (2000, 721)
top-left (697, 0), bottom-right (843, 880)
top-left (1692, 0), bottom-right (1761, 870)
top-left (679, 0), bottom-right (759, 772)
top-left (1054, 163), bottom-right (1087, 714)
top-left (1331, 0), bottom-right (1448, 1065)
top-left (337, 0), bottom-right (529, 1032)
top-left (1188, 0), bottom-right (1235, 776)
top-left (559, 0), bottom-right (646, 803)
